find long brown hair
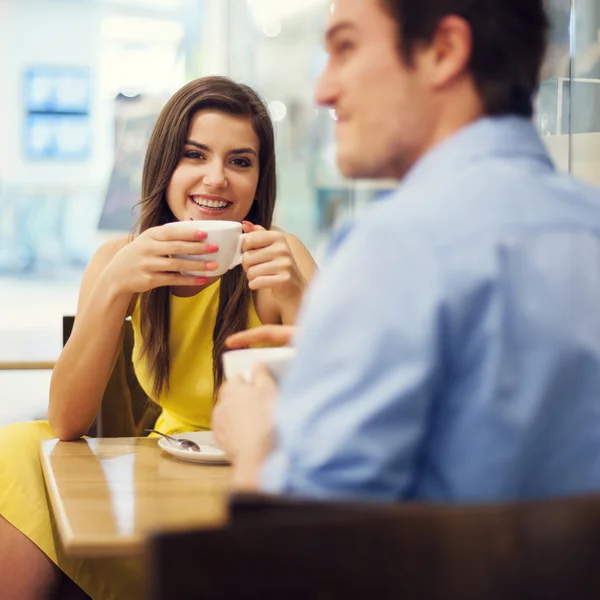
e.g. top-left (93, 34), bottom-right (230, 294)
top-left (136, 76), bottom-right (276, 399)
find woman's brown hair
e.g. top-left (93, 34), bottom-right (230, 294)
top-left (135, 76), bottom-right (276, 399)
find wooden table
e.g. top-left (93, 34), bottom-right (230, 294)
top-left (39, 437), bottom-right (231, 558)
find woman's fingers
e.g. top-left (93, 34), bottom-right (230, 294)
top-left (241, 221), bottom-right (266, 233)
top-left (242, 245), bottom-right (288, 269)
top-left (154, 272), bottom-right (209, 287)
top-left (151, 223), bottom-right (208, 241)
top-left (225, 325), bottom-right (296, 348)
top-left (154, 257), bottom-right (219, 273)
top-left (246, 258), bottom-right (292, 280)
top-left (158, 241), bottom-right (219, 256)
top-left (242, 230), bottom-right (286, 252)
top-left (248, 275), bottom-right (288, 291)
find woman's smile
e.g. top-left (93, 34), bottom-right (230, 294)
top-left (188, 194), bottom-right (233, 217)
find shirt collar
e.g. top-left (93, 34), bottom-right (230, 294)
top-left (403, 116), bottom-right (554, 186)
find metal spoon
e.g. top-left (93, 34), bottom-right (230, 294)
top-left (145, 429), bottom-right (201, 452)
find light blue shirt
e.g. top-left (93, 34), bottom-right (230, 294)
top-left (262, 116), bottom-right (600, 503)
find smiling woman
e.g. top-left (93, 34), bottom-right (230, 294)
top-left (0, 76), bottom-right (316, 600)
top-left (133, 77), bottom-right (311, 401)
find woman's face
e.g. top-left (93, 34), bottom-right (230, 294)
top-left (166, 110), bottom-right (260, 222)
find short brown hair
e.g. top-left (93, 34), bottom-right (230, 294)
top-left (379, 0), bottom-right (549, 117)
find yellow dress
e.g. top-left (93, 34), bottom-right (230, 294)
top-left (0, 281), bottom-right (262, 599)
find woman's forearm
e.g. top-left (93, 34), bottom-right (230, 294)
top-left (278, 288), bottom-right (306, 325)
top-left (48, 272), bottom-right (133, 440)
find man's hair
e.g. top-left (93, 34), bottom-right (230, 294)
top-left (379, 0), bottom-right (549, 117)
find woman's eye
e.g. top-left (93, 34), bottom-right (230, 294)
top-left (183, 150), bottom-right (204, 160)
top-left (231, 157), bottom-right (252, 168)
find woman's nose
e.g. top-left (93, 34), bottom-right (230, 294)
top-left (203, 163), bottom-right (227, 189)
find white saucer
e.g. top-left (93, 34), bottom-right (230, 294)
top-left (157, 431), bottom-right (230, 465)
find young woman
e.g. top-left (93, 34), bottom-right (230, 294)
top-left (0, 76), bottom-right (316, 599)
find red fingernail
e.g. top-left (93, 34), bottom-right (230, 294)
top-left (195, 277), bottom-right (208, 284)
top-left (195, 231), bottom-right (207, 240)
top-left (206, 243), bottom-right (219, 252)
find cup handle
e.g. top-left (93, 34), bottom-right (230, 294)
top-left (229, 233), bottom-right (246, 270)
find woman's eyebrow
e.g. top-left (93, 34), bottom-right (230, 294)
top-left (185, 140), bottom-right (209, 151)
top-left (185, 140), bottom-right (257, 157)
top-left (230, 147), bottom-right (257, 157)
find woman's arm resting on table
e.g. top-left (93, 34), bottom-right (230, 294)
top-left (49, 239), bottom-right (132, 440)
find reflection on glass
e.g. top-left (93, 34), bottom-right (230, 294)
top-left (570, 0), bottom-right (600, 188)
top-left (538, 0), bottom-right (600, 186)
top-left (536, 0), bottom-right (572, 173)
top-left (540, 0), bottom-right (572, 82)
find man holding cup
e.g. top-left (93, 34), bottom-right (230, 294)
top-left (214, 0), bottom-right (600, 501)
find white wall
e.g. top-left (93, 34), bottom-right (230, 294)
top-left (0, 0), bottom-right (113, 190)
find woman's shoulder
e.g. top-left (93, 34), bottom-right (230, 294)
top-left (92, 236), bottom-right (131, 263)
top-left (81, 236), bottom-right (130, 283)
top-left (271, 226), bottom-right (313, 259)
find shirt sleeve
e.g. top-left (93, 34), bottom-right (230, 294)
top-left (260, 221), bottom-right (445, 500)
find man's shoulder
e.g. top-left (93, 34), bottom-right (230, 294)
top-left (359, 160), bottom-right (600, 252)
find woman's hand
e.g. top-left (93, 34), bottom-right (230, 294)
top-left (241, 221), bottom-right (308, 307)
top-left (103, 224), bottom-right (219, 296)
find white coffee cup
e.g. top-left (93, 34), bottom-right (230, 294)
top-left (164, 220), bottom-right (246, 277)
top-left (222, 347), bottom-right (297, 383)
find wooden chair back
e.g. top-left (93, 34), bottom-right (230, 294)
top-left (148, 492), bottom-right (600, 599)
top-left (62, 316), bottom-right (159, 438)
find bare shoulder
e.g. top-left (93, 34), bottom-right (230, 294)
top-left (271, 226), bottom-right (310, 251)
top-left (283, 231), bottom-right (308, 251)
top-left (91, 236), bottom-right (131, 265)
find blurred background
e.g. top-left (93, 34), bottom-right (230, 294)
top-left (0, 0), bottom-right (598, 424)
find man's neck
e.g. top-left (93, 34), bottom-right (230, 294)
top-left (395, 89), bottom-right (486, 181)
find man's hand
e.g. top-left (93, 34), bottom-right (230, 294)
top-left (226, 325), bottom-right (297, 349)
top-left (213, 365), bottom-right (278, 490)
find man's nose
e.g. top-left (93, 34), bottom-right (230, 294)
top-left (314, 66), bottom-right (337, 107)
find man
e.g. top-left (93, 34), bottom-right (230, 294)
top-left (214, 0), bottom-right (600, 501)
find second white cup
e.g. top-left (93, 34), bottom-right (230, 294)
top-left (222, 347), bottom-right (297, 383)
top-left (164, 220), bottom-right (245, 277)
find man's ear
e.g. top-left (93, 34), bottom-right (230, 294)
top-left (426, 15), bottom-right (473, 89)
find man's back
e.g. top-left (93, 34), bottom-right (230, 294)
top-left (263, 117), bottom-right (600, 502)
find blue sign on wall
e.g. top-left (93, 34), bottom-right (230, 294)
top-left (23, 66), bottom-right (91, 160)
